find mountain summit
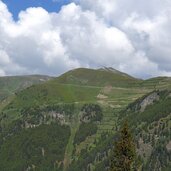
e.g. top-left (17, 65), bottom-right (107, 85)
top-left (55, 67), bottom-right (139, 87)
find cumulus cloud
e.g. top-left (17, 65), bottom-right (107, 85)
top-left (54, 3), bottom-right (135, 67)
top-left (0, 2), bottom-right (80, 76)
top-left (0, 0), bottom-right (171, 78)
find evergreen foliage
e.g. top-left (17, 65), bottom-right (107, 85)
top-left (110, 121), bottom-right (136, 171)
top-left (74, 123), bottom-right (97, 145)
top-left (0, 124), bottom-right (70, 171)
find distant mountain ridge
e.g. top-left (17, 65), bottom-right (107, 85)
top-left (0, 75), bottom-right (52, 101)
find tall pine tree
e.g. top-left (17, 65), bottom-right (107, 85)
top-left (110, 121), bottom-right (136, 171)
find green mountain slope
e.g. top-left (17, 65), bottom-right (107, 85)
top-left (1, 71), bottom-right (149, 128)
top-left (55, 67), bottom-right (141, 87)
top-left (120, 90), bottom-right (171, 170)
top-left (0, 68), bottom-right (171, 171)
top-left (0, 75), bottom-right (52, 101)
top-left (0, 123), bottom-right (70, 171)
top-left (69, 90), bottom-right (171, 171)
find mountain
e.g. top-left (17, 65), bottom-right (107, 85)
top-left (98, 67), bottom-right (136, 78)
top-left (0, 75), bottom-right (52, 101)
top-left (0, 68), bottom-right (170, 171)
top-left (55, 67), bottom-right (141, 87)
top-left (143, 76), bottom-right (171, 89)
top-left (120, 90), bottom-right (171, 170)
top-left (68, 90), bottom-right (171, 171)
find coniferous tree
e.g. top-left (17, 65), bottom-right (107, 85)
top-left (110, 121), bottom-right (136, 171)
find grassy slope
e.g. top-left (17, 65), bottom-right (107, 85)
top-left (0, 69), bottom-right (149, 171)
top-left (0, 76), bottom-right (148, 170)
top-left (63, 110), bottom-right (80, 171)
top-left (55, 68), bottom-right (141, 87)
top-left (1, 68), bottom-right (171, 170)
top-left (0, 75), bottom-right (52, 101)
top-left (2, 67), bottom-right (151, 112)
top-left (142, 77), bottom-right (171, 89)
top-left (2, 82), bottom-right (151, 129)
top-left (2, 68), bottom-right (169, 113)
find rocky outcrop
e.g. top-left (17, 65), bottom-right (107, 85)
top-left (139, 92), bottom-right (160, 112)
top-left (166, 141), bottom-right (171, 151)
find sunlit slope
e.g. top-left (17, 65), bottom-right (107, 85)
top-left (0, 68), bottom-right (171, 170)
top-left (1, 68), bottom-right (153, 127)
top-left (3, 80), bottom-right (150, 125)
top-left (142, 76), bottom-right (171, 89)
top-left (55, 68), bottom-right (141, 87)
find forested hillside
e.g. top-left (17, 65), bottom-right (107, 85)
top-left (0, 68), bottom-right (170, 171)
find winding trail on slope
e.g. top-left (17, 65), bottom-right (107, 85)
top-left (63, 112), bottom-right (80, 171)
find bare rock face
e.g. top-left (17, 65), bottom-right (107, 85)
top-left (139, 92), bottom-right (160, 112)
top-left (166, 141), bottom-right (171, 151)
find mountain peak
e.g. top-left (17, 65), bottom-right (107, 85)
top-left (99, 67), bottom-right (122, 73)
top-left (98, 67), bottom-right (134, 78)
top-left (55, 67), bottom-right (139, 87)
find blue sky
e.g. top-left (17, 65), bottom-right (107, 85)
top-left (2, 0), bottom-right (71, 20)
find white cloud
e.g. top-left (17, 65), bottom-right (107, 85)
top-left (0, 2), bottom-right (80, 76)
top-left (0, 0), bottom-right (171, 78)
top-left (54, 3), bottom-right (135, 68)
top-left (0, 50), bottom-right (10, 65)
top-left (74, 0), bottom-right (117, 22)
top-left (122, 9), bottom-right (171, 75)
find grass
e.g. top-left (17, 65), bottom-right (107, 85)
top-left (1, 79), bottom-right (154, 131)
top-left (0, 75), bottom-right (51, 101)
top-left (63, 109), bottom-right (80, 171)
top-left (6, 83), bottom-right (101, 109)
top-left (1, 68), bottom-right (171, 170)
top-left (55, 68), bottom-right (140, 87)
top-left (2, 81), bottom-right (152, 129)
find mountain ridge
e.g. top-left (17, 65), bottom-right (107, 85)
top-left (55, 67), bottom-right (141, 88)
top-left (0, 75), bottom-right (52, 102)
top-left (0, 67), bottom-right (170, 171)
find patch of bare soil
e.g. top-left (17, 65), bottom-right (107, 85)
top-left (101, 85), bottom-right (113, 94)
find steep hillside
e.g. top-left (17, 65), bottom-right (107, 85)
top-left (0, 68), bottom-right (171, 171)
top-left (0, 123), bottom-right (70, 171)
top-left (1, 76), bottom-right (149, 128)
top-left (0, 68), bottom-right (148, 171)
top-left (70, 90), bottom-right (171, 171)
top-left (120, 90), bottom-right (171, 170)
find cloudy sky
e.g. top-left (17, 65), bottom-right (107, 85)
top-left (0, 0), bottom-right (171, 78)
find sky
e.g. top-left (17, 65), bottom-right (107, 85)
top-left (3, 0), bottom-right (71, 20)
top-left (0, 0), bottom-right (171, 78)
